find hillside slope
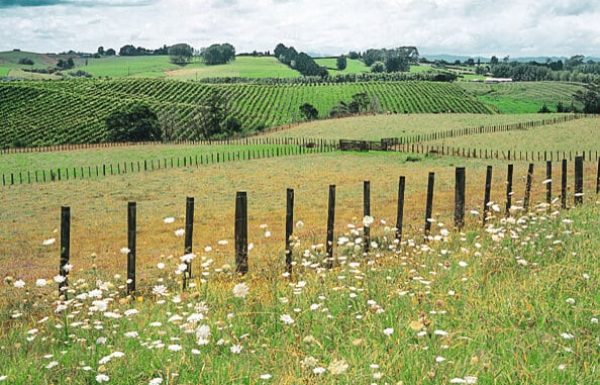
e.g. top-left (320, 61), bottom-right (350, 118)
top-left (0, 79), bottom-right (494, 147)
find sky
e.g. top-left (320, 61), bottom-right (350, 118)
top-left (1, 0), bottom-right (599, 57)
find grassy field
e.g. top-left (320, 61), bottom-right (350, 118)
top-left (428, 116), bottom-right (600, 152)
top-left (0, 79), bottom-right (493, 147)
top-left (265, 113), bottom-right (568, 140)
top-left (0, 143), bottom-right (300, 175)
top-left (314, 58), bottom-right (370, 74)
top-left (166, 56), bottom-right (299, 79)
top-left (459, 81), bottom-right (584, 113)
top-left (0, 150), bottom-right (598, 384)
top-left (76, 55), bottom-right (181, 78)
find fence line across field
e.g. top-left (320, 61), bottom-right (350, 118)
top-left (55, 156), bottom-right (598, 297)
top-left (1, 141), bottom-right (337, 187)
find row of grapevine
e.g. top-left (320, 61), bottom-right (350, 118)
top-left (0, 79), bottom-right (495, 147)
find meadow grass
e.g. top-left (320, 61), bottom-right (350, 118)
top-left (428, 116), bottom-right (600, 153)
top-left (314, 58), bottom-right (369, 75)
top-left (77, 56), bottom-right (181, 78)
top-left (165, 56), bottom-right (299, 80)
top-left (0, 189), bottom-right (598, 384)
top-left (264, 113), bottom-right (567, 140)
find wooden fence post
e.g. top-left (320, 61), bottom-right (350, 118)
top-left (424, 172), bottom-right (435, 238)
top-left (506, 164), bottom-right (513, 216)
top-left (183, 197), bottom-right (194, 288)
top-left (524, 164), bottom-right (534, 212)
top-left (396, 176), bottom-right (405, 242)
top-left (597, 158), bottom-right (600, 194)
top-left (546, 161), bottom-right (552, 205)
top-left (235, 192), bottom-right (248, 274)
top-left (59, 206), bottom-right (70, 296)
top-left (575, 156), bottom-right (584, 206)
top-left (454, 167), bottom-right (465, 229)
top-left (127, 202), bottom-right (136, 294)
top-left (561, 159), bottom-right (568, 209)
top-left (363, 180), bottom-right (371, 253)
top-left (326, 185), bottom-right (336, 269)
top-left (483, 166), bottom-right (492, 226)
top-left (285, 188), bottom-right (294, 276)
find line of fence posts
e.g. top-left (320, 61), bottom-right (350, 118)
top-left (54, 157), bottom-right (600, 295)
top-left (2, 141), bottom-right (341, 187)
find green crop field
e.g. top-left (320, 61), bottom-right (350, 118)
top-left (264, 113), bottom-right (561, 140)
top-left (0, 79), bottom-right (493, 147)
top-left (428, 116), bottom-right (600, 152)
top-left (75, 55), bottom-right (181, 78)
top-left (459, 81), bottom-right (584, 113)
top-left (314, 57), bottom-right (370, 74)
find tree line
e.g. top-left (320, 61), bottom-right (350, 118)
top-left (274, 43), bottom-right (329, 77)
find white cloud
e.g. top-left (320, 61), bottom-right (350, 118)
top-left (1, 0), bottom-right (599, 56)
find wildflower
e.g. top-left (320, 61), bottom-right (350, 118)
top-left (230, 344), bottom-right (243, 354)
top-left (313, 367), bottom-right (326, 375)
top-left (558, 364), bottom-right (566, 371)
top-left (560, 332), bottom-right (574, 340)
top-left (156, 262), bottom-right (165, 270)
top-left (259, 374), bottom-right (272, 380)
top-left (458, 261), bottom-right (468, 268)
top-left (45, 361), bottom-right (59, 369)
top-left (163, 217), bottom-right (175, 224)
top-left (96, 374), bottom-right (109, 383)
top-left (174, 229), bottom-right (185, 237)
top-left (264, 230), bottom-right (272, 238)
top-left (120, 247), bottom-right (130, 254)
top-left (436, 356), bottom-right (446, 363)
top-left (565, 298), bottom-right (575, 305)
top-left (232, 282), bottom-right (249, 298)
top-left (328, 359), bottom-right (349, 375)
top-left (42, 238), bottom-right (56, 246)
top-left (296, 220), bottom-right (304, 229)
top-left (591, 318), bottom-right (598, 324)
top-left (152, 285), bottom-right (168, 296)
top-left (168, 344), bottom-right (182, 352)
top-left (280, 314), bottom-right (294, 325)
top-left (383, 328), bottom-right (394, 336)
top-left (363, 215), bottom-right (374, 227)
top-left (196, 324), bottom-right (211, 345)
top-left (217, 240), bottom-right (228, 245)
top-left (13, 279), bottom-right (25, 288)
top-left (0, 375), bottom-right (7, 381)
top-left (53, 275), bottom-right (66, 284)
top-left (434, 330), bottom-right (449, 336)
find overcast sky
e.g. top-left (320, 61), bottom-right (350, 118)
top-left (1, 0), bottom-right (599, 57)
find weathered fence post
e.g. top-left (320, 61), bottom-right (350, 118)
top-left (424, 172), bottom-right (435, 238)
top-left (597, 158), bottom-right (600, 194)
top-left (561, 159), bottom-right (568, 209)
top-left (183, 197), bottom-right (194, 288)
top-left (235, 192), bottom-right (248, 274)
top-left (363, 180), bottom-right (371, 253)
top-left (506, 164), bottom-right (513, 216)
top-left (546, 161), bottom-right (552, 205)
top-left (524, 164), bottom-right (534, 212)
top-left (396, 176), bottom-right (405, 242)
top-left (454, 167), bottom-right (465, 229)
top-left (59, 206), bottom-right (70, 296)
top-left (127, 202), bottom-right (136, 294)
top-left (483, 166), bottom-right (492, 225)
top-left (574, 156), bottom-right (584, 206)
top-left (325, 185), bottom-right (336, 269)
top-left (285, 188), bottom-right (294, 276)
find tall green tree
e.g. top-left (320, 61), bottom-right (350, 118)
top-left (336, 55), bottom-right (347, 71)
top-left (573, 82), bottom-right (600, 113)
top-left (106, 103), bottom-right (162, 142)
top-left (168, 43), bottom-right (194, 65)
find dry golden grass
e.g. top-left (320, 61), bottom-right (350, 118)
top-left (1, 151), bottom-right (597, 284)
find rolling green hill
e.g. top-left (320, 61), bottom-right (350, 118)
top-left (0, 79), bottom-right (494, 147)
top-left (314, 57), bottom-right (370, 74)
top-left (0, 52), bottom-right (300, 80)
